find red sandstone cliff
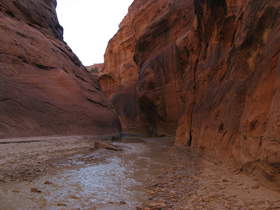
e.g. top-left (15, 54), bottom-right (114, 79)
top-left (0, 0), bottom-right (121, 138)
top-left (99, 0), bottom-right (280, 188)
top-left (100, 0), bottom-right (192, 134)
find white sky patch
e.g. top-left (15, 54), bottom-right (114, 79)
top-left (56, 0), bottom-right (133, 66)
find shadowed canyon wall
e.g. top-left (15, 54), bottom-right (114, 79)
top-left (98, 0), bottom-right (280, 188)
top-left (0, 0), bottom-right (121, 138)
top-left (99, 0), bottom-right (193, 135)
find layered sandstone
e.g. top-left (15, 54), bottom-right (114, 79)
top-left (178, 0), bottom-right (280, 189)
top-left (0, 0), bottom-right (121, 138)
top-left (100, 0), bottom-right (280, 188)
top-left (100, 0), bottom-right (193, 134)
top-left (87, 63), bottom-right (104, 73)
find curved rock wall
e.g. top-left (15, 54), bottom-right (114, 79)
top-left (100, 0), bottom-right (280, 187)
top-left (185, 0), bottom-right (280, 188)
top-left (0, 0), bottom-right (121, 138)
top-left (101, 0), bottom-right (192, 135)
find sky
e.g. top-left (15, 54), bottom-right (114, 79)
top-left (56, 0), bottom-right (133, 66)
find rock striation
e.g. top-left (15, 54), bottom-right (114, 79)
top-left (0, 0), bottom-right (121, 138)
top-left (99, 0), bottom-right (193, 135)
top-left (99, 0), bottom-right (280, 188)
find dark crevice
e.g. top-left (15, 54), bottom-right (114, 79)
top-left (4, 10), bottom-right (16, 18)
top-left (32, 63), bottom-right (56, 70)
top-left (138, 96), bottom-right (159, 137)
top-left (87, 98), bottom-right (108, 108)
top-left (219, 123), bottom-right (224, 132)
top-left (0, 98), bottom-right (10, 102)
top-left (187, 49), bottom-right (201, 147)
top-left (75, 73), bottom-right (87, 82)
top-left (18, 56), bottom-right (28, 63)
top-left (16, 31), bottom-right (29, 38)
top-left (188, 130), bottom-right (193, 147)
top-left (0, 140), bottom-right (41, 145)
top-left (188, 102), bottom-right (194, 147)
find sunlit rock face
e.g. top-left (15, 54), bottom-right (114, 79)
top-left (100, 0), bottom-right (280, 188)
top-left (0, 0), bottom-right (121, 138)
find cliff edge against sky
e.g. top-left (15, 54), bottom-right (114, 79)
top-left (0, 0), bottom-right (121, 138)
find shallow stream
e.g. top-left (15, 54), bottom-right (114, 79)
top-left (0, 137), bottom-right (175, 209)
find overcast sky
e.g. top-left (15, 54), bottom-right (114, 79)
top-left (56, 0), bottom-right (133, 66)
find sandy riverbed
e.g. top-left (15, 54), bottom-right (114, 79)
top-left (0, 136), bottom-right (279, 209)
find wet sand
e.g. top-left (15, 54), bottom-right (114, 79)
top-left (0, 136), bottom-right (279, 209)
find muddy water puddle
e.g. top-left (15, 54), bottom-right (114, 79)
top-left (0, 138), bottom-right (175, 209)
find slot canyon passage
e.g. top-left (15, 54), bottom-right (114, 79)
top-left (0, 0), bottom-right (280, 209)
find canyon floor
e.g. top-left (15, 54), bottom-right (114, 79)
top-left (0, 136), bottom-right (279, 210)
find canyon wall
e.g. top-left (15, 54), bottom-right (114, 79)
top-left (0, 0), bottom-right (121, 138)
top-left (100, 0), bottom-right (280, 188)
top-left (100, 0), bottom-right (193, 135)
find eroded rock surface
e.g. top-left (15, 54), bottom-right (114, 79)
top-left (0, 0), bottom-right (121, 138)
top-left (99, 0), bottom-right (192, 135)
top-left (97, 0), bottom-right (280, 188)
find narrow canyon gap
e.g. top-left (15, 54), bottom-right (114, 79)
top-left (0, 0), bottom-right (279, 209)
top-left (56, 0), bottom-right (134, 66)
top-left (93, 0), bottom-right (280, 189)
